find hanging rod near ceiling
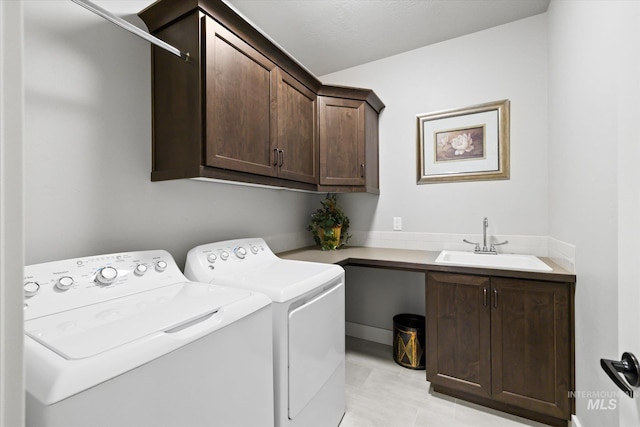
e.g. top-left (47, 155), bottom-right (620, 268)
top-left (70, 0), bottom-right (190, 61)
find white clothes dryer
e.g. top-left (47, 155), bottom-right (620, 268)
top-left (185, 238), bottom-right (345, 427)
top-left (24, 249), bottom-right (274, 427)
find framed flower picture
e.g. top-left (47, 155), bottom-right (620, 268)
top-left (417, 99), bottom-right (510, 184)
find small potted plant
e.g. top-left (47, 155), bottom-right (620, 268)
top-left (307, 193), bottom-right (351, 250)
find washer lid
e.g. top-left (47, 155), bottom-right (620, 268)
top-left (214, 259), bottom-right (344, 302)
top-left (25, 282), bottom-right (251, 360)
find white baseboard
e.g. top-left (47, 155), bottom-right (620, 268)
top-left (346, 321), bottom-right (393, 346)
top-left (571, 414), bottom-right (581, 427)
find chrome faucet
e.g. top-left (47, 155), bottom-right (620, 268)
top-left (463, 217), bottom-right (509, 254)
top-left (482, 217), bottom-right (489, 252)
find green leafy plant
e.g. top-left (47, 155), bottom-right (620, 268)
top-left (307, 193), bottom-right (351, 250)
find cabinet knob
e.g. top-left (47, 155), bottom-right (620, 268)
top-left (360, 163), bottom-right (365, 177)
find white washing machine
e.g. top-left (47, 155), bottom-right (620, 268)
top-left (185, 238), bottom-right (345, 427)
top-left (24, 249), bottom-right (274, 427)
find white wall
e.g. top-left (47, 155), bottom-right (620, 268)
top-left (547, 1), bottom-right (640, 426)
top-left (23, 1), bottom-right (317, 268)
top-left (321, 15), bottom-right (549, 337)
top-left (345, 266), bottom-right (424, 328)
top-left (321, 14), bottom-right (548, 237)
top-left (615, 3), bottom-right (640, 425)
top-left (0, 2), bottom-right (25, 426)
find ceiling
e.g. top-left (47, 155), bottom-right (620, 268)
top-left (98, 0), bottom-right (550, 76)
top-left (226, 0), bottom-right (550, 76)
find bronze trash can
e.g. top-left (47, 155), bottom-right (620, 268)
top-left (393, 314), bottom-right (425, 370)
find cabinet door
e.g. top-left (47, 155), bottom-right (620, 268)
top-left (491, 278), bottom-right (571, 420)
top-left (203, 17), bottom-right (277, 176)
top-left (426, 272), bottom-right (492, 398)
top-left (275, 69), bottom-right (317, 184)
top-left (318, 97), bottom-right (365, 186)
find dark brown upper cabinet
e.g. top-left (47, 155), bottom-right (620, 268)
top-left (139, 0), bottom-right (382, 193)
top-left (318, 87), bottom-right (383, 194)
top-left (202, 19), bottom-right (317, 184)
top-left (275, 68), bottom-right (317, 184)
top-left (203, 18), bottom-right (277, 177)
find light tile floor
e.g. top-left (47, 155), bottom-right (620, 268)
top-left (340, 337), bottom-right (551, 427)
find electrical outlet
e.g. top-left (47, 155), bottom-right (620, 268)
top-left (393, 217), bottom-right (402, 231)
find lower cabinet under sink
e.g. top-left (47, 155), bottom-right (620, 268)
top-left (426, 271), bottom-right (574, 427)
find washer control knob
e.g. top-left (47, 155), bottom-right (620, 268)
top-left (207, 254), bottom-right (217, 263)
top-left (134, 264), bottom-right (148, 276)
top-left (95, 266), bottom-right (118, 285)
top-left (24, 281), bottom-right (40, 298)
top-left (56, 276), bottom-right (74, 291)
top-left (235, 247), bottom-right (247, 259)
top-left (155, 260), bottom-right (167, 272)
top-left (250, 245), bottom-right (259, 254)
top-left (220, 251), bottom-right (229, 261)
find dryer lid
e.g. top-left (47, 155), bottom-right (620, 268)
top-left (25, 282), bottom-right (251, 360)
top-left (214, 259), bottom-right (344, 302)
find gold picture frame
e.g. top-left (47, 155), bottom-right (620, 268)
top-left (417, 99), bottom-right (510, 184)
